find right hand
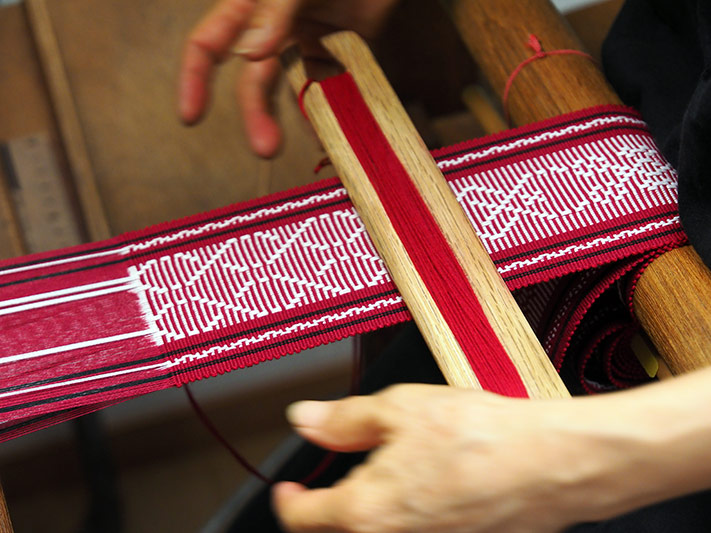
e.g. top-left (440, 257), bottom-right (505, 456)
top-left (179, 0), bottom-right (399, 157)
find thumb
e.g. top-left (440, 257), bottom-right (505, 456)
top-left (286, 396), bottom-right (395, 452)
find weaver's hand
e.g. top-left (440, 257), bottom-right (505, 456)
top-left (179, 0), bottom-right (398, 157)
top-left (273, 377), bottom-right (711, 533)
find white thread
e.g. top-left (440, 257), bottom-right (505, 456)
top-left (127, 188), bottom-right (348, 252)
top-left (0, 248), bottom-right (127, 277)
top-left (0, 362), bottom-right (165, 400)
top-left (0, 283), bottom-right (140, 316)
top-left (436, 116), bottom-right (647, 169)
top-left (0, 330), bottom-right (153, 365)
top-left (498, 217), bottom-right (680, 273)
top-left (160, 296), bottom-right (404, 369)
top-left (0, 277), bottom-right (134, 309)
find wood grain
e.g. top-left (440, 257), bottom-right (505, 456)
top-left (284, 33), bottom-right (569, 398)
top-left (634, 247), bottom-right (711, 374)
top-left (445, 0), bottom-right (621, 125)
top-left (0, 3), bottom-right (54, 259)
top-left (25, 0), bottom-right (111, 241)
top-left (31, 0), bottom-right (324, 236)
top-left (446, 0), bottom-right (711, 376)
top-left (0, 480), bottom-right (13, 533)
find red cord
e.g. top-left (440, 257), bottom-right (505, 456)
top-left (297, 78), bottom-right (316, 119)
top-left (185, 334), bottom-right (365, 486)
top-left (502, 34), bottom-right (596, 125)
top-left (184, 384), bottom-right (275, 485)
top-left (313, 157), bottom-right (332, 174)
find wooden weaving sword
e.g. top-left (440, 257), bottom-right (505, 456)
top-left (282, 31), bottom-right (569, 399)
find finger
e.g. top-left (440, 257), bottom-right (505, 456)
top-left (272, 482), bottom-right (348, 532)
top-left (179, 0), bottom-right (255, 124)
top-left (286, 396), bottom-right (397, 452)
top-left (238, 57), bottom-right (282, 157)
top-left (233, 0), bottom-right (303, 60)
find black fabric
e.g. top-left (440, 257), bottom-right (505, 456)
top-left (603, 0), bottom-right (711, 267)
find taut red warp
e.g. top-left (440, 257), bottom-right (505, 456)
top-left (0, 97), bottom-right (683, 441)
top-left (321, 73), bottom-right (528, 397)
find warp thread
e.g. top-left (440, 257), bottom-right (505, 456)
top-left (319, 72), bottom-right (529, 397)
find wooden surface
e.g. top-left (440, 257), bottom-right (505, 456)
top-left (26, 0), bottom-right (111, 241)
top-left (447, 0), bottom-right (711, 377)
top-left (0, 481), bottom-right (12, 533)
top-left (634, 246), bottom-right (711, 374)
top-left (285, 32), bottom-right (569, 398)
top-left (33, 0), bottom-right (324, 236)
top-left (0, 3), bottom-right (58, 259)
top-left (446, 0), bottom-right (621, 125)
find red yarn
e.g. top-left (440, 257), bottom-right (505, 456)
top-left (185, 384), bottom-right (275, 485)
top-left (313, 157), bottom-right (332, 174)
top-left (297, 78), bottom-right (316, 119)
top-left (502, 34), bottom-right (596, 125)
top-left (320, 73), bottom-right (528, 398)
top-left (184, 337), bottom-right (365, 485)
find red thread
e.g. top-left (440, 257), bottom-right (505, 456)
top-left (184, 384), bottom-right (275, 485)
top-left (313, 157), bottom-right (332, 174)
top-left (502, 34), bottom-right (596, 125)
top-left (321, 73), bottom-right (529, 398)
top-left (297, 79), bottom-right (316, 119)
top-left (184, 336), bottom-right (365, 485)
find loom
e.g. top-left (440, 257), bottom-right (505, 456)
top-left (1, 0), bottom-right (711, 529)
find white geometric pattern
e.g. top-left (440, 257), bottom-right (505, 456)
top-left (129, 116), bottom-right (680, 345)
top-left (445, 133), bottom-right (678, 254)
top-left (130, 209), bottom-right (390, 344)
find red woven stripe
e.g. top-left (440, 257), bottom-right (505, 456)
top-left (320, 73), bottom-right (528, 397)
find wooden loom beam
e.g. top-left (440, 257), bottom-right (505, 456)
top-left (283, 33), bottom-right (568, 399)
top-left (445, 0), bottom-right (711, 376)
top-left (0, 480), bottom-right (12, 533)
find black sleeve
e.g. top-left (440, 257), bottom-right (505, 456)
top-left (603, 0), bottom-right (711, 267)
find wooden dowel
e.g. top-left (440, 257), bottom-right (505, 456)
top-left (0, 480), bottom-right (13, 533)
top-left (25, 0), bottom-right (111, 242)
top-left (444, 0), bottom-right (619, 124)
top-left (283, 32), bottom-right (568, 399)
top-left (633, 247), bottom-right (711, 373)
top-left (445, 0), bottom-right (711, 376)
top-left (461, 85), bottom-right (507, 134)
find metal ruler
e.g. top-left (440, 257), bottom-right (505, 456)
top-left (0, 132), bottom-right (83, 253)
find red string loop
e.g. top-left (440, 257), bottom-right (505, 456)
top-left (502, 34), bottom-right (596, 125)
top-left (313, 157), bottom-right (332, 174)
top-left (298, 78), bottom-right (316, 120)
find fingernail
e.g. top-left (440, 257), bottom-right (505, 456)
top-left (286, 401), bottom-right (329, 428)
top-left (234, 27), bottom-right (269, 55)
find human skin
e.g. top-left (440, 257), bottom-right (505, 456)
top-left (178, 0), bottom-right (399, 156)
top-left (178, 2), bottom-right (711, 531)
top-left (273, 372), bottom-right (711, 532)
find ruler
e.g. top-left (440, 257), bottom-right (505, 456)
top-left (0, 132), bottom-right (83, 253)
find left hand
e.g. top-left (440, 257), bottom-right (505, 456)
top-left (272, 383), bottom-right (645, 533)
